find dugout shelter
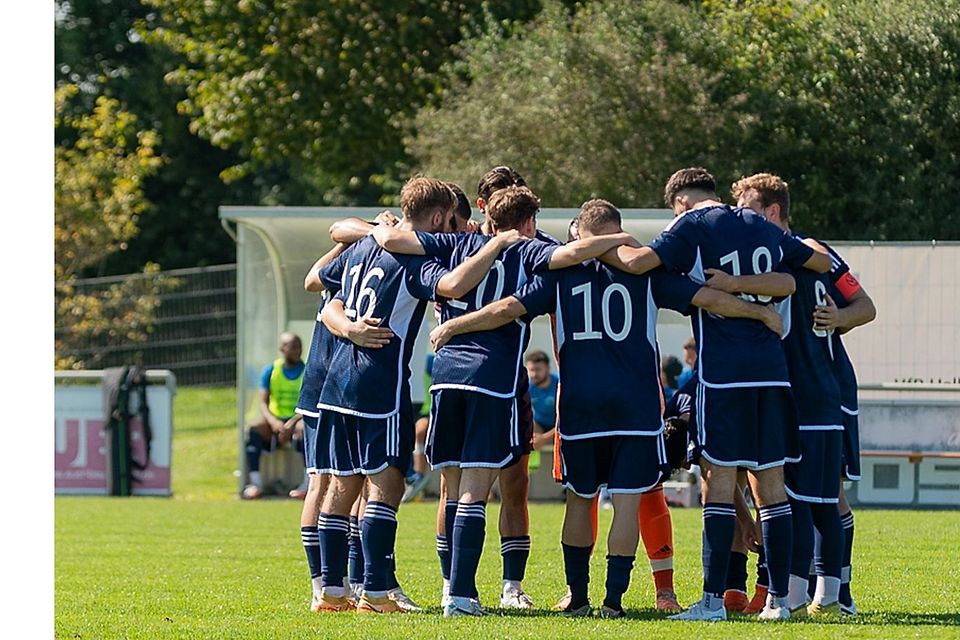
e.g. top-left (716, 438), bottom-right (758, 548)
top-left (221, 206), bottom-right (960, 506)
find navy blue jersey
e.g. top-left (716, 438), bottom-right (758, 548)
top-left (778, 233), bottom-right (842, 429)
top-left (650, 204), bottom-right (815, 386)
top-left (417, 232), bottom-right (558, 397)
top-left (665, 370), bottom-right (697, 420)
top-left (823, 242), bottom-right (860, 412)
top-left (295, 259), bottom-right (346, 416)
top-left (517, 263), bottom-right (700, 439)
top-left (316, 236), bottom-right (446, 418)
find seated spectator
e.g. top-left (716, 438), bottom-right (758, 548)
top-left (660, 354), bottom-right (682, 403)
top-left (677, 337), bottom-right (697, 388)
top-left (242, 332), bottom-right (306, 500)
top-left (525, 350), bottom-right (559, 450)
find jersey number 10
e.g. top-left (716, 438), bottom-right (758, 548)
top-left (571, 282), bottom-right (633, 342)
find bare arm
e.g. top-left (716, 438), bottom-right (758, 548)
top-left (429, 296), bottom-right (528, 351)
top-left (304, 242), bottom-right (349, 292)
top-left (329, 210), bottom-right (399, 244)
top-left (703, 269), bottom-right (796, 297)
top-left (329, 218), bottom-right (375, 244)
top-left (801, 237), bottom-right (832, 273)
top-left (691, 287), bottom-right (784, 337)
top-left (435, 230), bottom-right (523, 299)
top-left (815, 289), bottom-right (877, 334)
top-left (371, 225), bottom-right (426, 255)
top-left (321, 299), bottom-right (395, 349)
top-left (598, 244), bottom-right (663, 275)
top-left (548, 232), bottom-right (636, 269)
top-left (259, 389), bottom-right (284, 431)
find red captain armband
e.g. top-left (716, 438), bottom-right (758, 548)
top-left (835, 272), bottom-right (862, 299)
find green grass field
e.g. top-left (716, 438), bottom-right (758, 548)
top-left (55, 388), bottom-right (960, 639)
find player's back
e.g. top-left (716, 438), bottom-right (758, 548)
top-left (652, 205), bottom-right (804, 386)
top-left (422, 232), bottom-right (557, 398)
top-left (552, 262), bottom-right (665, 438)
top-left (518, 261), bottom-right (701, 438)
top-left (777, 244), bottom-right (842, 426)
top-left (318, 236), bottom-right (435, 418)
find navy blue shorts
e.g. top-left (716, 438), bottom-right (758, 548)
top-left (516, 384), bottom-right (535, 455)
top-left (426, 389), bottom-right (522, 469)
top-left (302, 413), bottom-right (321, 474)
top-left (315, 408), bottom-right (413, 476)
top-left (693, 384), bottom-right (800, 470)
top-left (840, 407), bottom-right (861, 480)
top-left (785, 429), bottom-right (843, 503)
top-left (558, 434), bottom-right (670, 498)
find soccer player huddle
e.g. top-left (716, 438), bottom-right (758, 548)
top-left (293, 165), bottom-right (876, 621)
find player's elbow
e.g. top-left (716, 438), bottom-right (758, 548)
top-left (779, 273), bottom-right (796, 295)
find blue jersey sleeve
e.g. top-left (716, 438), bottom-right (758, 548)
top-left (401, 255), bottom-right (448, 301)
top-left (415, 232), bottom-right (463, 264)
top-left (514, 271), bottom-right (559, 318)
top-left (650, 215), bottom-right (698, 274)
top-left (259, 363), bottom-right (273, 390)
top-left (519, 238), bottom-right (559, 274)
top-left (318, 246), bottom-right (352, 294)
top-left (650, 269), bottom-right (702, 314)
top-left (779, 232), bottom-right (815, 269)
top-left (820, 240), bottom-right (851, 283)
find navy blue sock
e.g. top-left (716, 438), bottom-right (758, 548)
top-left (301, 525), bottom-right (321, 579)
top-left (727, 551), bottom-right (748, 593)
top-left (501, 536), bottom-right (531, 582)
top-left (245, 429), bottom-right (265, 473)
top-left (450, 501), bottom-right (486, 599)
top-left (436, 534), bottom-right (451, 580)
top-left (386, 551), bottom-right (399, 591)
top-left (811, 503), bottom-right (843, 580)
top-left (562, 543), bottom-right (592, 608)
top-left (318, 513), bottom-right (349, 589)
top-left (348, 516), bottom-right (363, 586)
top-left (789, 499), bottom-right (814, 580)
top-left (604, 555), bottom-right (635, 611)
top-left (756, 545), bottom-right (769, 588)
top-left (759, 501), bottom-right (794, 598)
top-left (702, 502), bottom-right (736, 600)
top-left (361, 501), bottom-right (398, 594)
top-left (839, 511), bottom-right (854, 606)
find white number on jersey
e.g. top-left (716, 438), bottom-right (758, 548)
top-left (812, 279), bottom-right (830, 338)
top-left (448, 260), bottom-right (505, 311)
top-left (572, 282), bottom-right (633, 342)
top-left (719, 247), bottom-right (773, 303)
top-left (343, 263), bottom-right (385, 320)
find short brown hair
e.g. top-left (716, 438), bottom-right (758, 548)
top-left (525, 350), bottom-right (549, 366)
top-left (486, 185), bottom-right (540, 231)
top-left (663, 167), bottom-right (717, 207)
top-left (577, 199), bottom-right (622, 234)
top-left (477, 166), bottom-right (526, 202)
top-left (400, 176), bottom-right (456, 222)
top-left (445, 181), bottom-right (472, 220)
top-left (683, 337), bottom-right (696, 351)
top-left (731, 172), bottom-right (791, 222)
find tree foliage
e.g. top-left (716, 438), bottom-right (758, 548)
top-left (55, 84), bottom-right (169, 368)
top-left (411, 0), bottom-right (960, 240)
top-left (143, 0), bottom-right (544, 204)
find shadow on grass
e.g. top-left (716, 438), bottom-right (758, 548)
top-left (414, 607), bottom-right (960, 626)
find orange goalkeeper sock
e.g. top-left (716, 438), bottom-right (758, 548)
top-left (639, 485), bottom-right (674, 592)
